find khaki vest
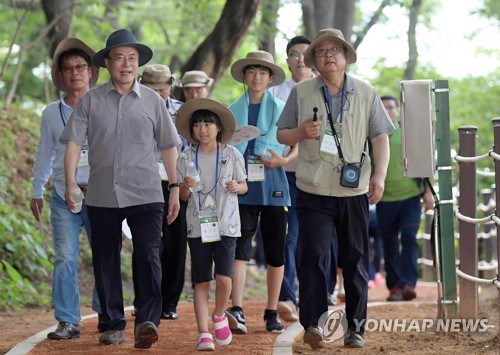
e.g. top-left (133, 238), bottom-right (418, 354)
top-left (295, 75), bottom-right (375, 197)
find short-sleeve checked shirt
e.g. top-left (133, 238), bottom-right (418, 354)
top-left (60, 80), bottom-right (181, 208)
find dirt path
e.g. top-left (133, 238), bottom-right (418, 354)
top-left (3, 282), bottom-right (500, 354)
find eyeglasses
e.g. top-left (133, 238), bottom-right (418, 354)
top-left (61, 64), bottom-right (88, 74)
top-left (288, 52), bottom-right (305, 62)
top-left (110, 55), bottom-right (138, 64)
top-left (314, 46), bottom-right (345, 57)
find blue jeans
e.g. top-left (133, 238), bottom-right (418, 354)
top-left (376, 196), bottom-right (421, 289)
top-left (368, 210), bottom-right (384, 280)
top-left (50, 191), bottom-right (100, 324)
top-left (279, 172), bottom-right (299, 305)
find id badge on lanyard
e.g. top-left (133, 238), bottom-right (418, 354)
top-left (247, 154), bottom-right (265, 182)
top-left (320, 129), bottom-right (338, 155)
top-left (196, 144), bottom-right (221, 243)
top-left (78, 144), bottom-right (89, 167)
top-left (200, 216), bottom-right (221, 243)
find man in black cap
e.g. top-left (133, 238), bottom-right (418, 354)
top-left (61, 29), bottom-right (181, 349)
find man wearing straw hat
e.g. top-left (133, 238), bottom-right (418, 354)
top-left (139, 64), bottom-right (187, 321)
top-left (277, 28), bottom-right (394, 348)
top-left (178, 70), bottom-right (213, 101)
top-left (61, 29), bottom-right (181, 349)
top-left (30, 37), bottom-right (101, 340)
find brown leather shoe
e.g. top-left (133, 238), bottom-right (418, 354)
top-left (387, 288), bottom-right (403, 301)
top-left (47, 322), bottom-right (80, 340)
top-left (402, 285), bottom-right (417, 300)
top-left (135, 321), bottom-right (158, 349)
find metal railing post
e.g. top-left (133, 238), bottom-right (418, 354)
top-left (492, 118), bottom-right (500, 326)
top-left (480, 189), bottom-right (495, 279)
top-left (434, 80), bottom-right (458, 319)
top-left (457, 126), bottom-right (478, 319)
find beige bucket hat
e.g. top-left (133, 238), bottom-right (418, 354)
top-left (230, 50), bottom-right (285, 87)
top-left (304, 28), bottom-right (357, 67)
top-left (139, 64), bottom-right (175, 89)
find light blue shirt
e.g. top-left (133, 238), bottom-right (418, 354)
top-left (31, 96), bottom-right (89, 200)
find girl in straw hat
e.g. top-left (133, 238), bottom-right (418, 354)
top-left (175, 98), bottom-right (248, 351)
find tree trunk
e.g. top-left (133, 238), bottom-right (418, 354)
top-left (104, 0), bottom-right (121, 29)
top-left (302, 0), bottom-right (356, 43)
top-left (301, 0), bottom-right (315, 39)
top-left (173, 0), bottom-right (263, 99)
top-left (404, 0), bottom-right (422, 80)
top-left (41, 0), bottom-right (75, 58)
top-left (334, 0), bottom-right (356, 42)
top-left (258, 0), bottom-right (280, 57)
top-left (314, 0), bottom-right (335, 31)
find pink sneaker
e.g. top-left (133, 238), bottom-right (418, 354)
top-left (374, 273), bottom-right (385, 285)
top-left (196, 332), bottom-right (215, 351)
top-left (212, 313), bottom-right (232, 346)
top-left (368, 280), bottom-right (376, 289)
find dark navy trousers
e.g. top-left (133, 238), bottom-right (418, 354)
top-left (87, 203), bottom-right (163, 331)
top-left (296, 190), bottom-right (369, 334)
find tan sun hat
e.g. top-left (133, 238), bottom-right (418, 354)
top-left (51, 38), bottom-right (100, 92)
top-left (175, 98), bottom-right (236, 144)
top-left (230, 50), bottom-right (285, 87)
top-left (178, 70), bottom-right (214, 88)
top-left (304, 28), bottom-right (357, 67)
top-left (139, 64), bottom-right (175, 89)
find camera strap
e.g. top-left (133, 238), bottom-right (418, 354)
top-left (320, 85), bottom-right (366, 167)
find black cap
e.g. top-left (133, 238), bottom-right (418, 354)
top-left (286, 35), bottom-right (312, 55)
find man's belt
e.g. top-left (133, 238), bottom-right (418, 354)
top-left (77, 184), bottom-right (88, 192)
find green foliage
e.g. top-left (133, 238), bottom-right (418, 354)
top-left (0, 107), bottom-right (53, 310)
top-left (478, 0), bottom-right (500, 22)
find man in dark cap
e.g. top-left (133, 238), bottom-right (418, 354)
top-left (61, 29), bottom-right (181, 349)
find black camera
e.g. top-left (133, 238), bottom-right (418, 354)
top-left (340, 163), bottom-right (361, 188)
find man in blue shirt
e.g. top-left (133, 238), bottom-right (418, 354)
top-left (30, 37), bottom-right (101, 340)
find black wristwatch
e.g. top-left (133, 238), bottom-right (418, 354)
top-left (168, 182), bottom-right (180, 191)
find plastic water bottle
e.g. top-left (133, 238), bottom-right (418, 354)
top-left (186, 162), bottom-right (202, 193)
top-left (260, 148), bottom-right (272, 160)
top-left (71, 187), bottom-right (83, 213)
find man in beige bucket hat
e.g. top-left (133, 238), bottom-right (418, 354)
top-left (277, 28), bottom-right (394, 349)
top-left (178, 70), bottom-right (213, 101)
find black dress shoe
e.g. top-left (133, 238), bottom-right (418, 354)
top-left (47, 322), bottom-right (80, 339)
top-left (161, 310), bottom-right (178, 320)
